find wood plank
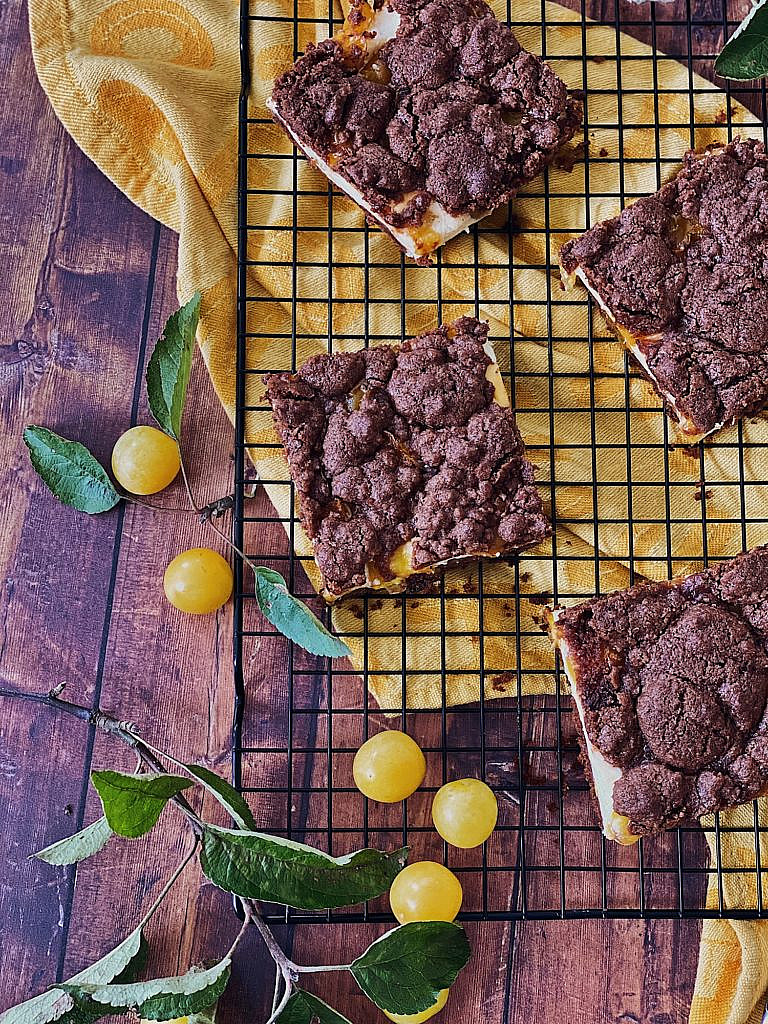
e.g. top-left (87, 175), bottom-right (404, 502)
top-left (0, 0), bottom-right (163, 1010)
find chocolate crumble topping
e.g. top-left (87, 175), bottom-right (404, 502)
top-left (560, 138), bottom-right (768, 439)
top-left (269, 0), bottom-right (582, 253)
top-left (553, 545), bottom-right (768, 836)
top-left (265, 317), bottom-right (549, 598)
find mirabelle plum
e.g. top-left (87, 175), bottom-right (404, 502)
top-left (431, 778), bottom-right (498, 848)
top-left (111, 426), bottom-right (180, 495)
top-left (163, 548), bottom-right (233, 614)
top-left (389, 861), bottom-right (463, 924)
top-left (353, 730), bottom-right (426, 803)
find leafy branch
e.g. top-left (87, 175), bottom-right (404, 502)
top-left (0, 685), bottom-right (471, 1024)
top-left (22, 293), bottom-right (349, 660)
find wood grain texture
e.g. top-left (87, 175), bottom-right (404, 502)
top-left (0, 0), bottom-right (718, 1019)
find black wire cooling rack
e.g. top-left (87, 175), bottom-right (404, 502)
top-left (233, 0), bottom-right (768, 921)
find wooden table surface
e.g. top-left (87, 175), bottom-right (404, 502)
top-left (0, 0), bottom-right (709, 1019)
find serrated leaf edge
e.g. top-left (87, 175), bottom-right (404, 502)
top-left (34, 817), bottom-right (113, 866)
top-left (65, 957), bottom-right (230, 1009)
top-left (23, 426), bottom-right (120, 514)
top-left (145, 292), bottom-right (202, 439)
top-left (715, 0), bottom-right (768, 77)
top-left (203, 824), bottom-right (405, 867)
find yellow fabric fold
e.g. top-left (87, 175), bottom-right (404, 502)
top-left (691, 918), bottom-right (768, 1024)
top-left (691, 804), bottom-right (768, 1024)
top-left (26, 0), bottom-right (768, 1016)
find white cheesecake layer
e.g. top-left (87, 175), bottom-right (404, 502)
top-left (564, 267), bottom-right (724, 442)
top-left (358, 2), bottom-right (400, 55)
top-left (551, 610), bottom-right (639, 845)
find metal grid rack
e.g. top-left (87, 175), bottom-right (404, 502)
top-left (234, 0), bottom-right (768, 920)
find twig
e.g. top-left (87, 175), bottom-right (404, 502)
top-left (227, 901), bottom-right (254, 957)
top-left (199, 494), bottom-right (235, 522)
top-left (245, 900), bottom-right (299, 983)
top-left (0, 683), bottom-right (94, 722)
top-left (0, 681), bottom-right (346, 1019)
top-left (292, 963), bottom-right (351, 973)
top-left (204, 512), bottom-right (264, 583)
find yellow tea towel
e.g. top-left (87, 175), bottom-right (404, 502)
top-left (26, 0), bottom-right (768, 1016)
top-left (690, 806), bottom-right (768, 1024)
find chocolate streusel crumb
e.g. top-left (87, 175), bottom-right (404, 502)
top-left (265, 317), bottom-right (549, 599)
top-left (269, 0), bottom-right (582, 261)
top-left (552, 545), bottom-right (768, 836)
top-left (560, 138), bottom-right (768, 440)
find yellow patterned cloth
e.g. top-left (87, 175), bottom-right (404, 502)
top-left (25, 0), bottom-right (768, 1017)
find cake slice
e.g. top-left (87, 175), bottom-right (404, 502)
top-left (548, 545), bottom-right (768, 843)
top-left (268, 0), bottom-right (582, 263)
top-left (560, 138), bottom-right (768, 443)
top-left (265, 317), bottom-right (549, 601)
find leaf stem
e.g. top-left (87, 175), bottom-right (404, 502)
top-left (244, 900), bottom-right (299, 981)
top-left (271, 964), bottom-right (283, 1013)
top-left (291, 963), bottom-right (351, 974)
top-left (0, 682), bottom-right (350, 1023)
top-left (204, 510), bottom-right (250, 565)
top-left (264, 979), bottom-right (293, 1024)
top-left (130, 734), bottom-right (188, 772)
top-left (178, 448), bottom-right (202, 514)
top-left (123, 496), bottom-right (193, 513)
top-left (227, 901), bottom-right (253, 958)
top-left (136, 839), bottom-right (199, 931)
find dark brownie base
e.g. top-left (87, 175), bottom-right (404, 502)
top-left (560, 138), bottom-right (768, 441)
top-left (265, 317), bottom-right (549, 599)
top-left (550, 545), bottom-right (768, 838)
top-left (269, 0), bottom-right (582, 255)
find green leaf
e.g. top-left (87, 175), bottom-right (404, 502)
top-left (0, 928), bottom-right (145, 1024)
top-left (64, 958), bottom-right (231, 1022)
top-left (57, 935), bottom-right (149, 1024)
top-left (715, 0), bottom-right (768, 79)
top-left (184, 764), bottom-right (257, 831)
top-left (254, 567), bottom-right (350, 659)
top-left (23, 427), bottom-right (120, 515)
top-left (146, 292), bottom-right (202, 439)
top-left (0, 991), bottom-right (76, 1024)
top-left (275, 990), bottom-right (353, 1024)
top-left (349, 922), bottom-right (471, 1015)
top-left (130, 961), bottom-right (230, 1022)
top-left (69, 926), bottom-right (146, 987)
top-left (200, 825), bottom-right (407, 909)
top-left (91, 771), bottom-right (193, 839)
top-left (34, 817), bottom-right (113, 866)
top-left (55, 1005), bottom-right (123, 1024)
